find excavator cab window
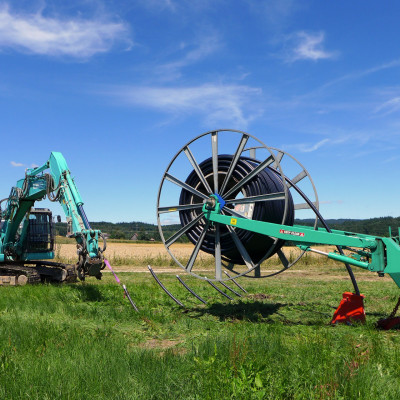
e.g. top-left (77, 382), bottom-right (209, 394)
top-left (27, 209), bottom-right (55, 253)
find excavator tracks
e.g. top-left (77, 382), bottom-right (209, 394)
top-left (0, 264), bottom-right (41, 285)
top-left (0, 262), bottom-right (78, 286)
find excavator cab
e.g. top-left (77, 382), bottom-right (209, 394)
top-left (26, 208), bottom-right (55, 253)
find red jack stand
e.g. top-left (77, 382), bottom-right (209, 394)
top-left (331, 292), bottom-right (366, 325)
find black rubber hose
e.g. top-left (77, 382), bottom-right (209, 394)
top-left (179, 155), bottom-right (294, 265)
top-left (45, 174), bottom-right (61, 202)
top-left (0, 197), bottom-right (8, 216)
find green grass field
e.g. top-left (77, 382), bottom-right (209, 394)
top-left (1, 263), bottom-right (400, 399)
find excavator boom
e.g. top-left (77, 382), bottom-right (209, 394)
top-left (0, 152), bottom-right (106, 284)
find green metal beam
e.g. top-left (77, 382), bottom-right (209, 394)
top-left (204, 207), bottom-right (378, 249)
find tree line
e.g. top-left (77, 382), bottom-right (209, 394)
top-left (55, 216), bottom-right (400, 241)
top-left (296, 216), bottom-right (400, 237)
top-left (55, 221), bottom-right (189, 242)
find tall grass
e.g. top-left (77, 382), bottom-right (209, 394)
top-left (1, 267), bottom-right (399, 399)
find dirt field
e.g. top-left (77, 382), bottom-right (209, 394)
top-left (56, 241), bottom-right (338, 260)
top-left (56, 242), bottom-right (196, 259)
top-left (53, 241), bottom-right (377, 281)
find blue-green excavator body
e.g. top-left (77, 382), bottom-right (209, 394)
top-left (0, 152), bottom-right (105, 284)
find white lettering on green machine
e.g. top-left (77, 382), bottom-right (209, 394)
top-left (279, 229), bottom-right (305, 237)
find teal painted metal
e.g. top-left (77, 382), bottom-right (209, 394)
top-left (23, 252), bottom-right (55, 261)
top-left (203, 200), bottom-right (400, 288)
top-left (0, 152), bottom-right (104, 279)
top-left (203, 204), bottom-right (377, 249)
top-left (297, 245), bottom-right (370, 269)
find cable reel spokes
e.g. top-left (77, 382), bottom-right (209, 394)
top-left (225, 146), bottom-right (320, 278)
top-left (154, 129), bottom-right (368, 319)
top-left (157, 129), bottom-right (294, 282)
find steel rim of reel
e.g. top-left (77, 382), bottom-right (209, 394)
top-left (245, 148), bottom-right (358, 294)
top-left (157, 129), bottom-right (292, 282)
top-left (226, 145), bottom-right (320, 278)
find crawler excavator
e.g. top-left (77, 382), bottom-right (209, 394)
top-left (0, 152), bottom-right (106, 285)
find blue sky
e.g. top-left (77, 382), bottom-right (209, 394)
top-left (0, 0), bottom-right (399, 223)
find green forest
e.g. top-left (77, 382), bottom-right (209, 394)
top-left (55, 216), bottom-right (400, 241)
top-left (55, 221), bottom-right (181, 241)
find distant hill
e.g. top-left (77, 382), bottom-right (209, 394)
top-left (55, 221), bottom-right (183, 241)
top-left (294, 218), bottom-right (362, 225)
top-left (55, 216), bottom-right (400, 240)
top-left (294, 216), bottom-right (400, 237)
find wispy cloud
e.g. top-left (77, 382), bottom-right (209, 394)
top-left (306, 60), bottom-right (400, 97)
top-left (138, 0), bottom-right (219, 14)
top-left (284, 31), bottom-right (337, 62)
top-left (104, 84), bottom-right (262, 127)
top-left (0, 4), bottom-right (131, 58)
top-left (290, 138), bottom-right (330, 153)
top-left (248, 0), bottom-right (299, 30)
top-left (382, 155), bottom-right (400, 164)
top-left (139, 0), bottom-right (177, 12)
top-left (10, 161), bottom-right (24, 167)
top-left (264, 0), bottom-right (297, 24)
top-left (374, 97), bottom-right (400, 116)
top-left (160, 216), bottom-right (180, 225)
top-left (281, 133), bottom-right (366, 154)
top-left (156, 32), bottom-right (221, 80)
top-left (10, 161), bottom-right (40, 168)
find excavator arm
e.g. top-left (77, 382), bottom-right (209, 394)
top-left (0, 152), bottom-right (106, 281)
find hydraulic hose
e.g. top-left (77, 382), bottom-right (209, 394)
top-left (45, 174), bottom-right (62, 202)
top-left (0, 197), bottom-right (8, 217)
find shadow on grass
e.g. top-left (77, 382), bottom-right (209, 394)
top-left (191, 300), bottom-right (284, 322)
top-left (189, 298), bottom-right (340, 326)
top-left (69, 284), bottom-right (104, 302)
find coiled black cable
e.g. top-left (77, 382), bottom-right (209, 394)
top-left (45, 174), bottom-right (62, 202)
top-left (179, 155), bottom-right (294, 265)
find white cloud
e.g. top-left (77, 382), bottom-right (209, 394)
top-left (10, 161), bottom-right (40, 168)
top-left (375, 97), bottom-right (400, 116)
top-left (160, 216), bottom-right (180, 225)
top-left (295, 138), bottom-right (330, 153)
top-left (314, 60), bottom-right (400, 94)
top-left (0, 4), bottom-right (131, 58)
top-left (156, 33), bottom-right (221, 80)
top-left (247, 0), bottom-right (299, 30)
top-left (11, 161), bottom-right (24, 167)
top-left (282, 135), bottom-right (357, 153)
top-left (265, 0), bottom-right (296, 21)
top-left (141, 0), bottom-right (177, 11)
top-left (382, 155), bottom-right (400, 164)
top-left (105, 84), bottom-right (262, 127)
top-left (138, 0), bottom-right (217, 14)
top-left (285, 31), bottom-right (337, 62)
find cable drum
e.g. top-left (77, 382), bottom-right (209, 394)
top-left (158, 129), bottom-right (358, 288)
top-left (179, 155), bottom-right (295, 265)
